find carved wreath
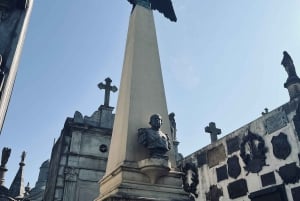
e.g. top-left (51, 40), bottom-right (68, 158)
top-left (182, 162), bottom-right (199, 198)
top-left (240, 131), bottom-right (268, 174)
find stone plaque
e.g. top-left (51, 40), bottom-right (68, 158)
top-left (248, 184), bottom-right (288, 201)
top-left (264, 111), bottom-right (288, 134)
top-left (205, 185), bottom-right (223, 201)
top-left (197, 151), bottom-right (207, 167)
top-left (271, 132), bottom-right (291, 160)
top-left (278, 162), bottom-right (300, 184)
top-left (207, 144), bottom-right (226, 168)
top-left (216, 165), bottom-right (228, 182)
top-left (291, 186), bottom-right (300, 201)
top-left (227, 179), bottom-right (248, 199)
top-left (227, 155), bottom-right (241, 179)
top-left (261, 172), bottom-right (276, 187)
top-left (226, 136), bottom-right (240, 155)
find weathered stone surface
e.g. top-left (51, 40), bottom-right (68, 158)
top-left (78, 169), bottom-right (103, 182)
top-left (227, 179), bottom-right (248, 199)
top-left (207, 144), bottom-right (226, 168)
top-left (216, 165), bottom-right (228, 182)
top-left (264, 111), bottom-right (288, 134)
top-left (261, 172), bottom-right (276, 187)
top-left (226, 136), bottom-right (240, 155)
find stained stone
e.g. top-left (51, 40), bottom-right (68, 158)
top-left (197, 151), bottom-right (207, 167)
top-left (248, 184), bottom-right (288, 201)
top-left (226, 137), bottom-right (240, 155)
top-left (207, 144), bottom-right (226, 168)
top-left (264, 111), bottom-right (288, 134)
top-left (216, 165), bottom-right (228, 182)
top-left (227, 179), bottom-right (248, 199)
top-left (261, 172), bottom-right (276, 187)
top-left (291, 186), bottom-right (300, 201)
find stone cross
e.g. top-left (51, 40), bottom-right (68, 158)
top-left (98, 77), bottom-right (118, 107)
top-left (205, 122), bottom-right (222, 143)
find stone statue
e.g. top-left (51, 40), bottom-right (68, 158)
top-left (1, 147), bottom-right (11, 168)
top-left (169, 112), bottom-right (176, 140)
top-left (138, 114), bottom-right (171, 159)
top-left (281, 51), bottom-right (297, 77)
top-left (127, 0), bottom-right (177, 22)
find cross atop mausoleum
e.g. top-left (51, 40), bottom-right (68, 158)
top-left (205, 122), bottom-right (222, 143)
top-left (98, 77), bottom-right (118, 108)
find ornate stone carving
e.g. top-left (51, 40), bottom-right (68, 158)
top-left (182, 163), bottom-right (199, 199)
top-left (271, 132), bottom-right (291, 160)
top-left (99, 144), bottom-right (108, 153)
top-left (205, 185), bottom-right (223, 201)
top-left (138, 114), bottom-right (171, 159)
top-left (227, 155), bottom-right (241, 179)
top-left (168, 112), bottom-right (176, 140)
top-left (64, 167), bottom-right (78, 182)
top-left (277, 162), bottom-right (300, 184)
top-left (240, 131), bottom-right (268, 174)
top-left (98, 77), bottom-right (118, 108)
top-left (293, 103), bottom-right (300, 140)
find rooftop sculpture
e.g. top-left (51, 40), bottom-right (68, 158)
top-left (127, 0), bottom-right (177, 22)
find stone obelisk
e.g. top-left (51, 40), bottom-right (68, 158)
top-left (96, 2), bottom-right (189, 201)
top-left (0, 0), bottom-right (33, 134)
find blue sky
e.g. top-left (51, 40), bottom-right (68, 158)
top-left (0, 0), bottom-right (300, 188)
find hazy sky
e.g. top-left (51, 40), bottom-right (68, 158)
top-left (1, 0), bottom-right (300, 189)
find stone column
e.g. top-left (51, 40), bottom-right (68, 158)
top-left (0, 0), bottom-right (34, 133)
top-left (96, 4), bottom-right (189, 201)
top-left (62, 167), bottom-right (78, 201)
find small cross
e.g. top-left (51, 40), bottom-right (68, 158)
top-left (205, 122), bottom-right (222, 143)
top-left (98, 77), bottom-right (118, 108)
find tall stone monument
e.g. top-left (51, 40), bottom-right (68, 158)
top-left (96, 1), bottom-right (189, 200)
top-left (0, 0), bottom-right (33, 133)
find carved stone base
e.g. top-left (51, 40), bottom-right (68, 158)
top-left (138, 158), bottom-right (170, 184)
top-left (95, 161), bottom-right (189, 201)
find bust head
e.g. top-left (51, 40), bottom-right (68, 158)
top-left (149, 114), bottom-right (162, 131)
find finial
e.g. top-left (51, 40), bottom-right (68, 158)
top-left (1, 147), bottom-right (11, 168)
top-left (20, 151), bottom-right (26, 166)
